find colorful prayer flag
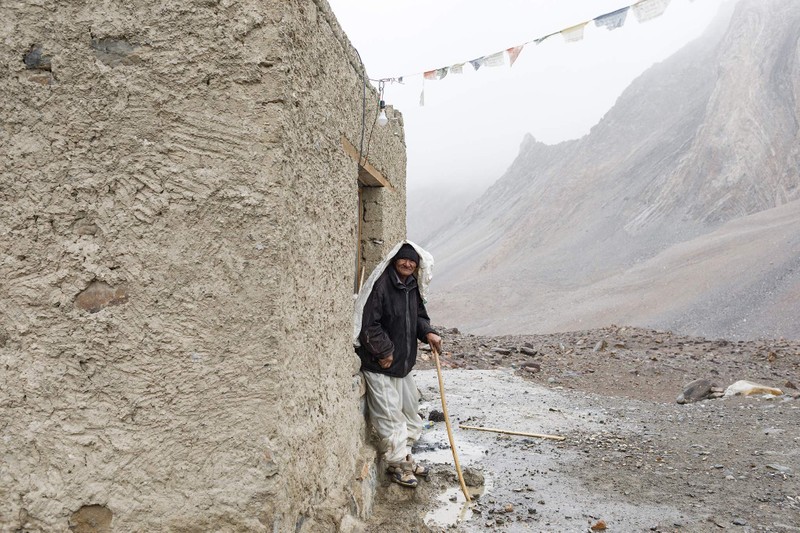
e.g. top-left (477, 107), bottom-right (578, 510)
top-left (423, 68), bottom-right (448, 81)
top-left (561, 22), bottom-right (588, 43)
top-left (507, 45), bottom-right (524, 67)
top-left (469, 57), bottom-right (485, 71)
top-left (450, 63), bottom-right (465, 75)
top-left (633, 0), bottom-right (671, 23)
top-left (594, 7), bottom-right (629, 31)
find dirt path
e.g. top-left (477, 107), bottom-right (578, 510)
top-left (365, 326), bottom-right (800, 532)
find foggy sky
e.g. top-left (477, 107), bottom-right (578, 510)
top-left (328, 0), bottom-right (728, 193)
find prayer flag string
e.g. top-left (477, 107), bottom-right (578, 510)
top-left (370, 0), bottom-right (675, 88)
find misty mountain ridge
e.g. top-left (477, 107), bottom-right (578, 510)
top-left (425, 0), bottom-right (800, 340)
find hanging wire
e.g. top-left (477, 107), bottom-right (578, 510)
top-left (362, 79), bottom-right (385, 165)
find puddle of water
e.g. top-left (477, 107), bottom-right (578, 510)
top-left (424, 487), bottom-right (474, 528)
top-left (425, 481), bottom-right (495, 529)
top-left (415, 400), bottom-right (491, 529)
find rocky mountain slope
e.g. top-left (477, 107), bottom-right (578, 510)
top-left (426, 0), bottom-right (800, 340)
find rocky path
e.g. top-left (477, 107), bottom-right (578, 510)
top-left (365, 326), bottom-right (800, 532)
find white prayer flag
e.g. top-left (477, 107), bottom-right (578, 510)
top-left (484, 51), bottom-right (505, 67)
top-left (561, 22), bottom-right (588, 43)
top-left (633, 0), bottom-right (671, 23)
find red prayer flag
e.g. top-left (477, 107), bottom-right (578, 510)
top-left (507, 45), bottom-right (524, 67)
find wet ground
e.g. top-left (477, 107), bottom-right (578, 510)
top-left (365, 326), bottom-right (800, 532)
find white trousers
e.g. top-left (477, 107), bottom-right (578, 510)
top-left (362, 371), bottom-right (423, 465)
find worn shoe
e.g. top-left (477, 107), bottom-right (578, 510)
top-left (407, 454), bottom-right (429, 478)
top-left (387, 462), bottom-right (418, 488)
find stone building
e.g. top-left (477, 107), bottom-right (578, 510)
top-left (1, 0), bottom-right (407, 530)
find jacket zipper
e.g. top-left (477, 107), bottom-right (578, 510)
top-left (404, 287), bottom-right (411, 376)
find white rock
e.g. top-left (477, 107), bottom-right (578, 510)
top-left (723, 380), bottom-right (783, 397)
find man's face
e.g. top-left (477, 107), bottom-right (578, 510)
top-left (394, 258), bottom-right (417, 279)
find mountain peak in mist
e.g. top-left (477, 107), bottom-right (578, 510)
top-left (427, 0), bottom-right (800, 341)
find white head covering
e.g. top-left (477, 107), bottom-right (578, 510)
top-left (352, 240), bottom-right (434, 346)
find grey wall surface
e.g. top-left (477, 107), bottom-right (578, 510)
top-left (1, 0), bottom-right (407, 530)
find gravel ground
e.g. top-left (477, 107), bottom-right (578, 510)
top-left (365, 326), bottom-right (800, 532)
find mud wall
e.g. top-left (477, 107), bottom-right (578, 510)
top-left (0, 0), bottom-right (406, 531)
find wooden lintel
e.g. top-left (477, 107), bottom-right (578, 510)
top-left (341, 135), bottom-right (394, 190)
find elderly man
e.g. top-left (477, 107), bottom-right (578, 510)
top-left (356, 243), bottom-right (442, 488)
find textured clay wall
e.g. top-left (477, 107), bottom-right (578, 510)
top-left (1, 0), bottom-right (406, 531)
top-left (290, 2), bottom-right (407, 280)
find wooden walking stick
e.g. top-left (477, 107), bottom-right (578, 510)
top-left (432, 346), bottom-right (471, 503)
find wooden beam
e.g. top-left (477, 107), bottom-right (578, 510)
top-left (341, 135), bottom-right (394, 190)
top-left (459, 425), bottom-right (566, 441)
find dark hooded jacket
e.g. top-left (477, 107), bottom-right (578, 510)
top-left (357, 265), bottom-right (437, 378)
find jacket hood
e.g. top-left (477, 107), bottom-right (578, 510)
top-left (353, 240), bottom-right (434, 346)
